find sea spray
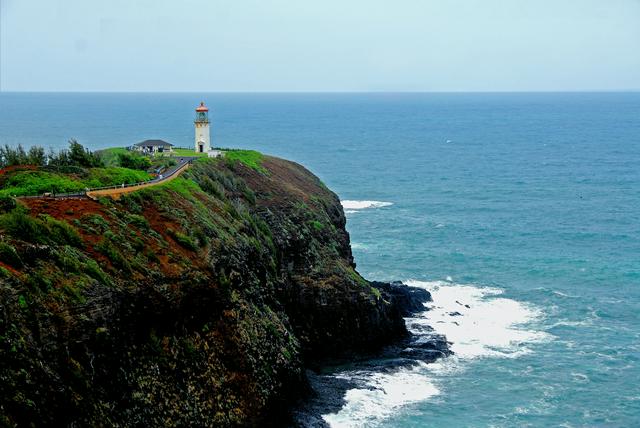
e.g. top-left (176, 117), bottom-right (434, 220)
top-left (322, 280), bottom-right (551, 427)
top-left (341, 200), bottom-right (394, 210)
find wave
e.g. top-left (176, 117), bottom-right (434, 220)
top-left (406, 280), bottom-right (551, 360)
top-left (323, 364), bottom-right (440, 427)
top-left (322, 279), bottom-right (551, 427)
top-left (340, 200), bottom-right (393, 210)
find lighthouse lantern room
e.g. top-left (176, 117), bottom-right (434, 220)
top-left (194, 102), bottom-right (211, 153)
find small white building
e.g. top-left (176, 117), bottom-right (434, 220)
top-left (194, 102), bottom-right (211, 153)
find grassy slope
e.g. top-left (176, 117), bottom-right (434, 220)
top-left (171, 148), bottom-right (208, 158)
top-left (224, 150), bottom-right (266, 173)
top-left (0, 168), bottom-right (151, 197)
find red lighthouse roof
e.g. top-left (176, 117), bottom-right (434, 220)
top-left (195, 101), bottom-right (209, 112)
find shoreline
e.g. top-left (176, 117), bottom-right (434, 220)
top-left (291, 282), bottom-right (452, 427)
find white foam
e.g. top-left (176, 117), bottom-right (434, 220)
top-left (341, 200), bottom-right (393, 210)
top-left (323, 279), bottom-right (551, 427)
top-left (322, 364), bottom-right (440, 428)
top-left (350, 242), bottom-right (368, 250)
top-left (406, 280), bottom-right (551, 359)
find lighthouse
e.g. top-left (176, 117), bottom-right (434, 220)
top-left (194, 101), bottom-right (211, 153)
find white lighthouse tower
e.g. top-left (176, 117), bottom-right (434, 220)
top-left (194, 101), bottom-right (211, 153)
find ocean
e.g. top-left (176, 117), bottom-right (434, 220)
top-left (1, 92), bottom-right (639, 427)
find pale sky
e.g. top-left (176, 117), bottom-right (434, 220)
top-left (1, 0), bottom-right (639, 92)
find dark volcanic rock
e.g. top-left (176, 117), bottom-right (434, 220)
top-left (292, 282), bottom-right (452, 426)
top-left (370, 281), bottom-right (432, 316)
top-left (0, 156), bottom-right (423, 427)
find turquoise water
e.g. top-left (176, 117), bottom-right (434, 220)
top-left (1, 92), bottom-right (639, 426)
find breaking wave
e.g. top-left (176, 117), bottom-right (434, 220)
top-left (341, 200), bottom-right (394, 211)
top-left (322, 279), bottom-right (551, 427)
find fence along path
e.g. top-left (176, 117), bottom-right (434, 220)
top-left (86, 159), bottom-right (193, 200)
top-left (18, 157), bottom-right (196, 201)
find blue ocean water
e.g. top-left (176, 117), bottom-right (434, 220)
top-left (1, 92), bottom-right (639, 427)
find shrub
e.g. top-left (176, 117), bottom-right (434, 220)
top-left (0, 196), bottom-right (16, 213)
top-left (168, 229), bottom-right (198, 251)
top-left (40, 215), bottom-right (82, 247)
top-left (125, 213), bottom-right (149, 230)
top-left (117, 152), bottom-right (152, 170)
top-left (0, 241), bottom-right (22, 268)
top-left (96, 239), bottom-right (130, 272)
top-left (309, 220), bottom-right (324, 231)
top-left (0, 208), bottom-right (81, 246)
top-left (81, 214), bottom-right (110, 234)
top-left (83, 259), bottom-right (109, 284)
top-left (0, 208), bottom-right (50, 244)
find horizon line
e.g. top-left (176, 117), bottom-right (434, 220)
top-left (1, 89), bottom-right (639, 94)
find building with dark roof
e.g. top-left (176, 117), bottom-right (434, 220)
top-left (133, 139), bottom-right (174, 154)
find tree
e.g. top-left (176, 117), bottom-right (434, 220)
top-left (27, 146), bottom-right (46, 165)
top-left (68, 139), bottom-right (103, 167)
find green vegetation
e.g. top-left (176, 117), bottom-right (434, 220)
top-left (96, 147), bottom-right (129, 167)
top-left (168, 229), bottom-right (198, 251)
top-left (309, 220), bottom-right (324, 231)
top-left (0, 147), bottom-right (399, 428)
top-left (98, 147), bottom-right (178, 173)
top-left (116, 152), bottom-right (152, 170)
top-left (0, 168), bottom-right (150, 197)
top-left (0, 241), bottom-right (22, 267)
top-left (224, 150), bottom-right (266, 173)
top-left (1, 139), bottom-right (104, 169)
top-left (0, 207), bottom-right (81, 246)
top-left (0, 141), bottom-right (152, 197)
top-left (64, 140), bottom-right (104, 168)
top-left (171, 148), bottom-right (208, 158)
top-left (0, 171), bottom-right (83, 197)
top-left (0, 195), bottom-right (16, 213)
top-left (84, 167), bottom-right (150, 187)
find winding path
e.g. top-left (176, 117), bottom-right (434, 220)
top-left (85, 156), bottom-right (197, 200)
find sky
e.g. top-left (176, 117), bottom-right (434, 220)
top-left (1, 0), bottom-right (639, 92)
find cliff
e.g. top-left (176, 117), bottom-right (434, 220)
top-left (0, 154), bottom-right (411, 426)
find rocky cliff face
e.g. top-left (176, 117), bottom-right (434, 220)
top-left (0, 155), bottom-right (410, 426)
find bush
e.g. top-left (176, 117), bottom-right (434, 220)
top-left (0, 208), bottom-right (81, 246)
top-left (0, 196), bottom-right (16, 213)
top-left (125, 213), bottom-right (150, 230)
top-left (40, 215), bottom-right (82, 247)
top-left (96, 239), bottom-right (130, 272)
top-left (117, 152), bottom-right (152, 170)
top-left (309, 220), bottom-right (324, 231)
top-left (0, 208), bottom-right (50, 244)
top-left (168, 229), bottom-right (198, 251)
top-left (0, 241), bottom-right (22, 268)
